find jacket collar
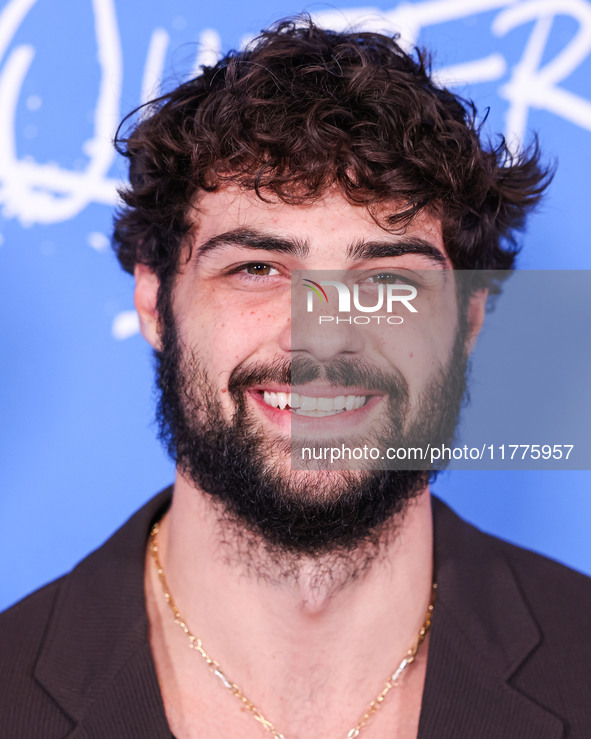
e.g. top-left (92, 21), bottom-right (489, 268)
top-left (34, 490), bottom-right (564, 737)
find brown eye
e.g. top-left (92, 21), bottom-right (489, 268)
top-left (245, 263), bottom-right (275, 276)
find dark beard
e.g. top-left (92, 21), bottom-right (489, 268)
top-left (155, 300), bottom-right (468, 557)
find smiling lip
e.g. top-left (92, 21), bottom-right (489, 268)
top-left (248, 384), bottom-right (384, 429)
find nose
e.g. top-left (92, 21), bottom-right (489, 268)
top-left (278, 278), bottom-right (366, 361)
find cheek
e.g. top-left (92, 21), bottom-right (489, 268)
top-left (179, 296), bottom-right (285, 393)
top-left (414, 285), bottom-right (459, 361)
top-left (372, 293), bottom-right (459, 388)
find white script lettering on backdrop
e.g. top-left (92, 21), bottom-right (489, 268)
top-left (1, 0), bottom-right (590, 339)
top-left (1, 0), bottom-right (590, 225)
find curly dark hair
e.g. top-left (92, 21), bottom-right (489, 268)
top-left (112, 17), bottom-right (551, 294)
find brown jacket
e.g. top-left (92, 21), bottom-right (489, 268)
top-left (1, 489), bottom-right (590, 738)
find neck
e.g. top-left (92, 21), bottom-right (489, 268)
top-left (146, 473), bottom-right (434, 736)
top-left (150, 469), bottom-right (434, 650)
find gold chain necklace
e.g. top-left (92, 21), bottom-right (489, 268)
top-left (149, 521), bottom-right (436, 739)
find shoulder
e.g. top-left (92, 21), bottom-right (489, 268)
top-left (481, 524), bottom-right (591, 733)
top-left (480, 522), bottom-right (591, 663)
top-left (486, 524), bottom-right (591, 604)
top-left (431, 495), bottom-right (591, 733)
top-left (431, 493), bottom-right (591, 614)
top-left (0, 573), bottom-right (63, 634)
top-left (0, 488), bottom-right (173, 737)
top-left (429, 496), bottom-right (591, 736)
top-left (0, 577), bottom-right (63, 657)
top-left (0, 577), bottom-right (74, 735)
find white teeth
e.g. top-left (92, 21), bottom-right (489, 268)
top-left (263, 391), bottom-right (276, 408)
top-left (317, 397), bottom-right (333, 411)
top-left (300, 395), bottom-right (317, 411)
top-left (262, 391), bottom-right (367, 414)
top-left (293, 408), bottom-right (343, 417)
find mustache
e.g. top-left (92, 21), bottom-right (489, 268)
top-left (228, 355), bottom-right (409, 400)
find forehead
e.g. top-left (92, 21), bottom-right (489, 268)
top-left (187, 187), bottom-right (449, 265)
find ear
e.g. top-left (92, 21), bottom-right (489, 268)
top-left (134, 263), bottom-right (162, 351)
top-left (465, 288), bottom-right (488, 354)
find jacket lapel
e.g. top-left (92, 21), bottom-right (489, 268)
top-left (34, 489), bottom-right (174, 738)
top-left (62, 643), bottom-right (172, 739)
top-left (418, 497), bottom-right (564, 738)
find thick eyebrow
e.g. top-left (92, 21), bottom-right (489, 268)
top-left (193, 227), bottom-right (447, 267)
top-left (193, 228), bottom-right (310, 261)
top-left (346, 237), bottom-right (448, 266)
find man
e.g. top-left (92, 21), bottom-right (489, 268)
top-left (1, 18), bottom-right (590, 739)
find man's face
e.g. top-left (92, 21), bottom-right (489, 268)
top-left (138, 188), bottom-right (477, 554)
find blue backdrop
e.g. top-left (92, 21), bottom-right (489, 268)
top-left (1, 0), bottom-right (590, 612)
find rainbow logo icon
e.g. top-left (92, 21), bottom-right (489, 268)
top-left (302, 278), bottom-right (329, 302)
